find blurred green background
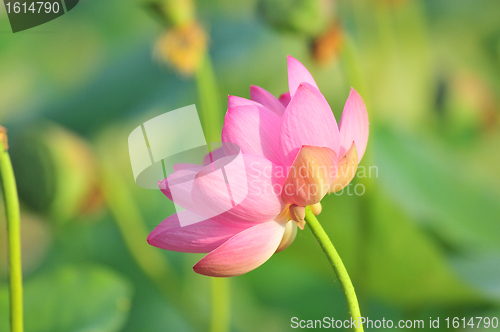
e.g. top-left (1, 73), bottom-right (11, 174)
top-left (1, 0), bottom-right (500, 331)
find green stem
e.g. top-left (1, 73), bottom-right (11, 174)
top-left (0, 141), bottom-right (24, 332)
top-left (210, 278), bottom-right (230, 332)
top-left (305, 206), bottom-right (363, 332)
top-left (195, 53), bottom-right (223, 144)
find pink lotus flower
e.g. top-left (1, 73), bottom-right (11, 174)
top-left (148, 56), bottom-right (368, 277)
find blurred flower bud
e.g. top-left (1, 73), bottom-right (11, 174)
top-left (155, 22), bottom-right (207, 76)
top-left (311, 23), bottom-right (344, 65)
top-left (258, 0), bottom-right (333, 37)
top-left (451, 73), bottom-right (499, 133)
top-left (8, 122), bottom-right (103, 224)
top-left (0, 211), bottom-right (52, 279)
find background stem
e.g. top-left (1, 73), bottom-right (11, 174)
top-left (195, 48), bottom-right (231, 332)
top-left (305, 206), bottom-right (363, 332)
top-left (195, 53), bottom-right (223, 144)
top-left (0, 141), bottom-right (24, 332)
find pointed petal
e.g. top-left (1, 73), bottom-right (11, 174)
top-left (250, 85), bottom-right (285, 116)
top-left (227, 95), bottom-right (261, 109)
top-left (329, 142), bottom-right (358, 193)
top-left (192, 154), bottom-right (286, 226)
top-left (339, 88), bottom-right (369, 161)
top-left (287, 55), bottom-right (319, 97)
top-left (282, 145), bottom-right (337, 206)
top-left (193, 220), bottom-right (286, 277)
top-left (221, 105), bottom-right (284, 165)
top-left (279, 92), bottom-right (291, 108)
top-left (280, 83), bottom-right (340, 166)
top-left (147, 210), bottom-right (246, 253)
top-left (296, 219), bottom-right (305, 230)
top-left (276, 220), bottom-right (297, 253)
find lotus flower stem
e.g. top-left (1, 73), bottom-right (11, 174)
top-left (210, 278), bottom-right (230, 332)
top-left (0, 139), bottom-right (24, 332)
top-left (305, 206), bottom-right (363, 332)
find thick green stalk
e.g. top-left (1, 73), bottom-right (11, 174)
top-left (0, 141), bottom-right (24, 332)
top-left (305, 206), bottom-right (363, 332)
top-left (210, 278), bottom-right (230, 332)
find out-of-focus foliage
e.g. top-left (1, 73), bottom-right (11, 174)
top-left (257, 0), bottom-right (331, 37)
top-left (0, 0), bottom-right (499, 331)
top-left (9, 122), bottom-right (103, 224)
top-left (0, 265), bottom-right (132, 332)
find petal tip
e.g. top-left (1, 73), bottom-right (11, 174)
top-left (146, 233), bottom-right (153, 246)
top-left (146, 229), bottom-right (159, 247)
top-left (349, 87), bottom-right (361, 98)
top-left (192, 261), bottom-right (229, 278)
top-left (192, 264), bottom-right (210, 277)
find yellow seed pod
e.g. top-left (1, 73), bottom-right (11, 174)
top-left (311, 23), bottom-right (344, 65)
top-left (155, 22), bottom-right (207, 76)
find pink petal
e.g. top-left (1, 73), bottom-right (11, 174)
top-left (287, 55), bottom-right (319, 97)
top-left (280, 83), bottom-right (340, 166)
top-left (227, 95), bottom-right (261, 109)
top-left (281, 145), bottom-right (337, 206)
top-left (193, 220), bottom-right (286, 277)
top-left (279, 92), bottom-right (291, 108)
top-left (147, 210), bottom-right (245, 253)
top-left (221, 105), bottom-right (284, 165)
top-left (159, 169), bottom-right (198, 213)
top-left (275, 220), bottom-right (297, 253)
top-left (250, 85), bottom-right (285, 116)
top-left (173, 163), bottom-right (203, 172)
top-left (202, 146), bottom-right (226, 166)
top-left (339, 88), bottom-right (369, 161)
top-left (329, 142), bottom-right (358, 193)
top-left (192, 154), bottom-right (286, 226)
